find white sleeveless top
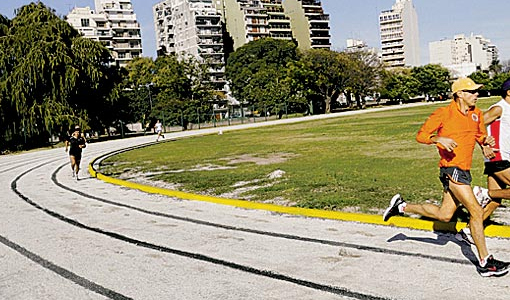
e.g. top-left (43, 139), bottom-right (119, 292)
top-left (486, 99), bottom-right (510, 162)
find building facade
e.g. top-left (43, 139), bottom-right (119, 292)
top-left (153, 0), bottom-right (226, 90)
top-left (66, 0), bottom-right (143, 67)
top-left (379, 0), bottom-right (420, 68)
top-left (281, 0), bottom-right (330, 50)
top-left (153, 0), bottom-right (330, 90)
top-left (215, 0), bottom-right (270, 50)
top-left (215, 0), bottom-right (329, 50)
top-left (429, 34), bottom-right (498, 78)
top-left (261, 0), bottom-right (293, 41)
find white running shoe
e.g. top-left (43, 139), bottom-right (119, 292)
top-left (473, 186), bottom-right (491, 208)
top-left (383, 194), bottom-right (406, 222)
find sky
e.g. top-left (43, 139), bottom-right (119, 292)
top-left (1, 0), bottom-right (509, 65)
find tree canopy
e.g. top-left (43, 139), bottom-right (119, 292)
top-left (225, 38), bottom-right (300, 112)
top-left (0, 2), bottom-right (122, 150)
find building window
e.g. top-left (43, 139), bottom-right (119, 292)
top-left (81, 19), bottom-right (90, 27)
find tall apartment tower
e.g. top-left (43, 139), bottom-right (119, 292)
top-left (66, 0), bottom-right (142, 67)
top-left (215, 0), bottom-right (270, 50)
top-left (216, 0), bottom-right (329, 50)
top-left (282, 0), bottom-right (330, 50)
top-left (153, 0), bottom-right (226, 90)
top-left (379, 0), bottom-right (420, 68)
top-left (261, 0), bottom-right (293, 41)
top-left (429, 34), bottom-right (499, 77)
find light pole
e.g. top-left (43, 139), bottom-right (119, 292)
top-left (146, 83), bottom-right (154, 112)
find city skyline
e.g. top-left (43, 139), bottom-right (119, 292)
top-left (1, 0), bottom-right (509, 65)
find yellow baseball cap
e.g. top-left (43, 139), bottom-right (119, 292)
top-left (451, 77), bottom-right (483, 94)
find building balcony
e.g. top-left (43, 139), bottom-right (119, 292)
top-left (379, 19), bottom-right (402, 26)
top-left (105, 13), bottom-right (137, 21)
top-left (270, 33), bottom-right (292, 39)
top-left (113, 33), bottom-right (141, 39)
top-left (114, 44), bottom-right (142, 51)
top-left (381, 36), bottom-right (404, 43)
top-left (381, 48), bottom-right (404, 55)
top-left (307, 14), bottom-right (329, 21)
top-left (382, 54), bottom-right (405, 61)
top-left (111, 23), bottom-right (140, 30)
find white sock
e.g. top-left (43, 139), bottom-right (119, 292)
top-left (398, 202), bottom-right (407, 213)
top-left (480, 254), bottom-right (492, 267)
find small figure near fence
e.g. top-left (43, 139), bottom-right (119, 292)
top-left (154, 119), bottom-right (165, 141)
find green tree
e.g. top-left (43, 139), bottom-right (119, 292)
top-left (225, 38), bottom-right (300, 112)
top-left (489, 59), bottom-right (502, 77)
top-left (411, 64), bottom-right (450, 99)
top-left (122, 54), bottom-right (215, 130)
top-left (486, 72), bottom-right (510, 92)
top-left (344, 50), bottom-right (384, 108)
top-left (0, 3), bottom-right (121, 149)
top-left (299, 49), bottom-right (352, 113)
top-left (468, 71), bottom-right (491, 88)
top-left (379, 68), bottom-right (419, 102)
top-left (121, 57), bottom-right (156, 128)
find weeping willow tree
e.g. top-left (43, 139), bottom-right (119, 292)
top-left (0, 2), bottom-right (121, 151)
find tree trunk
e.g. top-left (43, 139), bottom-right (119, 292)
top-left (325, 96), bottom-right (331, 114)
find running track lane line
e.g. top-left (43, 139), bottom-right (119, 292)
top-left (88, 145), bottom-right (510, 239)
top-left (12, 162), bottom-right (393, 300)
top-left (53, 163), bottom-right (473, 266)
top-left (0, 235), bottom-right (133, 300)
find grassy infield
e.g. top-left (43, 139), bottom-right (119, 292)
top-left (102, 97), bottom-right (504, 215)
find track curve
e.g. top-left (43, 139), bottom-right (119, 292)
top-left (2, 110), bottom-right (510, 300)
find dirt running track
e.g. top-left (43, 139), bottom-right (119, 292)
top-left (1, 105), bottom-right (510, 300)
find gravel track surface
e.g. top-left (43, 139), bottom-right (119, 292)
top-left (2, 105), bottom-right (510, 300)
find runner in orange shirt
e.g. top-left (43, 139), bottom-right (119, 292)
top-left (383, 77), bottom-right (509, 277)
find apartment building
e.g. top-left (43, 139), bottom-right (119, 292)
top-left (281, 0), bottom-right (330, 50)
top-left (152, 0), bottom-right (330, 90)
top-left (153, 0), bottom-right (226, 89)
top-left (66, 0), bottom-right (142, 67)
top-left (429, 33), bottom-right (499, 77)
top-left (215, 0), bottom-right (270, 50)
top-left (66, 7), bottom-right (113, 50)
top-left (379, 0), bottom-right (420, 68)
top-left (215, 0), bottom-right (329, 50)
top-left (261, 0), bottom-right (292, 41)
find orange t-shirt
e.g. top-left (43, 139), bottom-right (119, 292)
top-left (416, 100), bottom-right (487, 170)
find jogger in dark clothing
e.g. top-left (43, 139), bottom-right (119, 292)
top-left (65, 125), bottom-right (87, 180)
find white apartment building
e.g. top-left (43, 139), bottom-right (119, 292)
top-left (344, 39), bottom-right (381, 60)
top-left (66, 0), bottom-right (143, 67)
top-left (429, 33), bottom-right (498, 77)
top-left (379, 0), bottom-right (420, 68)
top-left (66, 7), bottom-right (113, 50)
top-left (153, 0), bottom-right (226, 89)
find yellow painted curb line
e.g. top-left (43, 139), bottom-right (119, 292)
top-left (89, 162), bottom-right (510, 239)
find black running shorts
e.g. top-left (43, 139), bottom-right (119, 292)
top-left (439, 167), bottom-right (472, 191)
top-left (484, 160), bottom-right (510, 175)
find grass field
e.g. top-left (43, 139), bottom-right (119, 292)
top-left (100, 97), bottom-right (503, 214)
